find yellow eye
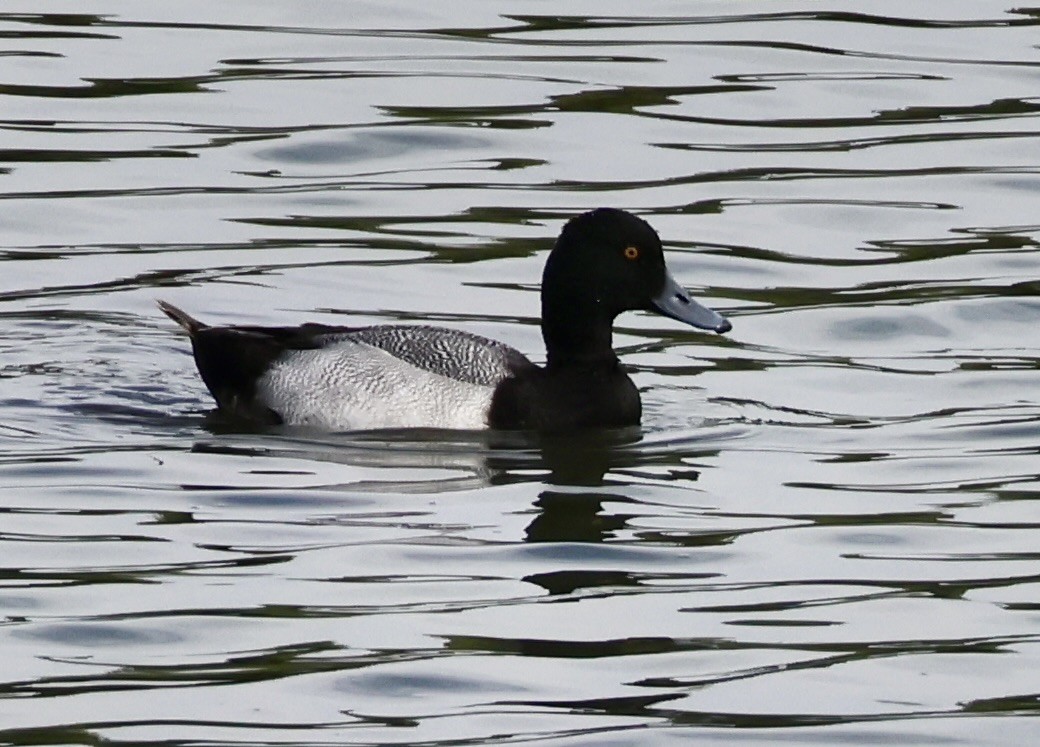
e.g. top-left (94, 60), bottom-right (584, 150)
top-left (623, 246), bottom-right (640, 261)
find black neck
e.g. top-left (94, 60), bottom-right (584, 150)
top-left (541, 294), bottom-right (619, 369)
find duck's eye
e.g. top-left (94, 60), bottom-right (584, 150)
top-left (623, 246), bottom-right (640, 261)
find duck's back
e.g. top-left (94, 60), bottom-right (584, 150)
top-left (324, 325), bottom-right (530, 388)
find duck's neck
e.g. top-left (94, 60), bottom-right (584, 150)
top-left (541, 295), bottom-right (618, 369)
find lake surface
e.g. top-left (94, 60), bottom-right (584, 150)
top-left (2, 2), bottom-right (1040, 744)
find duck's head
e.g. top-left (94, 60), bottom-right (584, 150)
top-left (542, 208), bottom-right (731, 336)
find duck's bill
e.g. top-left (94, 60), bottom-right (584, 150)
top-left (651, 272), bottom-right (732, 334)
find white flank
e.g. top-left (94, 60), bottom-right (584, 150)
top-left (255, 340), bottom-right (496, 430)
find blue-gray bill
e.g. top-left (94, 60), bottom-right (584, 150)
top-left (651, 271), bottom-right (732, 334)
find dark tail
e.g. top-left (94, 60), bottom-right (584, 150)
top-left (157, 300), bottom-right (206, 335)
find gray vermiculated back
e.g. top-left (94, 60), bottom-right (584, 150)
top-left (319, 325), bottom-right (532, 387)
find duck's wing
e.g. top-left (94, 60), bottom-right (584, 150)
top-left (159, 302), bottom-right (534, 424)
top-left (259, 327), bottom-right (536, 429)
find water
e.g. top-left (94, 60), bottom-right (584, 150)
top-left (2, 2), bottom-right (1040, 744)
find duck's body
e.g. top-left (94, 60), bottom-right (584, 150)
top-left (161, 208), bottom-right (730, 432)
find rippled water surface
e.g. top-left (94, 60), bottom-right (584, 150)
top-left (3, 2), bottom-right (1040, 744)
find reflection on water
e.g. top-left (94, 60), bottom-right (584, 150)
top-left (3, 3), bottom-right (1040, 745)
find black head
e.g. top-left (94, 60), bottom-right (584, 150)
top-left (544, 208), bottom-right (666, 317)
top-left (540, 208), bottom-right (730, 365)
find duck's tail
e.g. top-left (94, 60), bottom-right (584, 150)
top-left (157, 300), bottom-right (206, 336)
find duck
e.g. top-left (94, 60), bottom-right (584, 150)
top-left (159, 207), bottom-right (731, 432)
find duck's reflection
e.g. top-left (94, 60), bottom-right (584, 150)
top-left (192, 420), bottom-right (718, 545)
top-left (523, 490), bottom-right (635, 543)
top-left (197, 419), bottom-right (648, 490)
